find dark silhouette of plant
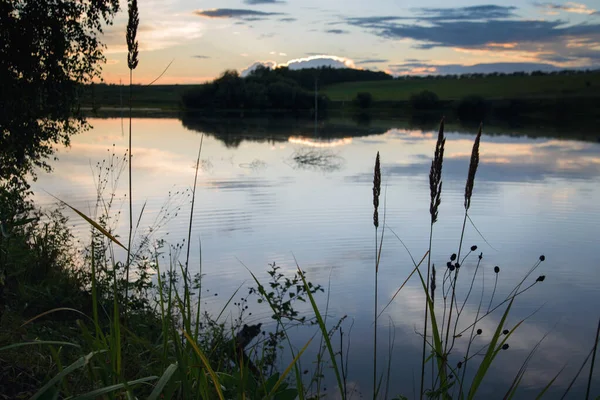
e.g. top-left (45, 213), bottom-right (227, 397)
top-left (353, 92), bottom-right (373, 109)
top-left (0, 0), bottom-right (120, 185)
top-left (409, 90), bottom-right (441, 111)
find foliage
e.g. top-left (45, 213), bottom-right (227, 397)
top-left (0, 0), bottom-right (119, 185)
top-left (456, 95), bottom-right (488, 121)
top-left (181, 69), bottom-right (329, 111)
top-left (353, 92), bottom-right (373, 109)
top-left (409, 90), bottom-right (441, 111)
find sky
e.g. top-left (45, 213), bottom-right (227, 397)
top-left (99, 0), bottom-right (600, 84)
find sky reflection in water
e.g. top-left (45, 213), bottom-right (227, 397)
top-left (31, 118), bottom-right (600, 398)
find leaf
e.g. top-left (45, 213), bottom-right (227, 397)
top-left (0, 341), bottom-right (80, 352)
top-left (148, 363), bottom-right (178, 400)
top-left (183, 330), bottom-right (225, 400)
top-left (31, 351), bottom-right (105, 400)
top-left (468, 298), bottom-right (515, 400)
top-left (45, 192), bottom-right (127, 250)
top-left (296, 263), bottom-right (345, 400)
top-left (70, 376), bottom-right (157, 399)
top-left (266, 338), bottom-right (311, 399)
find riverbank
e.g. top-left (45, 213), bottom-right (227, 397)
top-left (82, 70), bottom-right (600, 112)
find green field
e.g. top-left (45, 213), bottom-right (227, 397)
top-left (322, 71), bottom-right (600, 101)
top-left (82, 71), bottom-right (600, 111)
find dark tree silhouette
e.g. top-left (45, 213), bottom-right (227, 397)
top-left (0, 0), bottom-right (120, 186)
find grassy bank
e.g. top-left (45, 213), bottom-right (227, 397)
top-left (322, 71), bottom-right (600, 102)
top-left (82, 70), bottom-right (600, 113)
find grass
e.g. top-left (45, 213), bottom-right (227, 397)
top-left (2, 118), bottom-right (600, 398)
top-left (81, 71), bottom-right (600, 111)
top-left (322, 71), bottom-right (600, 102)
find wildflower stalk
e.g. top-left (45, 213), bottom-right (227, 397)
top-left (124, 0), bottom-right (139, 314)
top-left (443, 124), bottom-right (482, 360)
top-left (372, 152), bottom-right (381, 399)
top-left (420, 119), bottom-right (445, 398)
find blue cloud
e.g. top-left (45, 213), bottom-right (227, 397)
top-left (326, 29), bottom-right (349, 34)
top-left (356, 59), bottom-right (390, 64)
top-left (388, 62), bottom-right (568, 75)
top-left (193, 9), bottom-right (284, 19)
top-left (244, 0), bottom-right (285, 4)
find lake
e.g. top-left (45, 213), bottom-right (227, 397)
top-left (31, 116), bottom-right (600, 399)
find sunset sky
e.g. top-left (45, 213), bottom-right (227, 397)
top-left (99, 0), bottom-right (600, 84)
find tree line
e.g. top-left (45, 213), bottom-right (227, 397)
top-left (181, 65), bottom-right (392, 111)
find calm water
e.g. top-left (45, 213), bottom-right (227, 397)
top-left (31, 117), bottom-right (600, 399)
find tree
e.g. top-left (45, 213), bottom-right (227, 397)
top-left (0, 0), bottom-right (120, 186)
top-left (409, 90), bottom-right (440, 111)
top-left (353, 92), bottom-right (373, 109)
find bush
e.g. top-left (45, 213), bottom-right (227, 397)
top-left (353, 92), bottom-right (373, 109)
top-left (409, 90), bottom-right (440, 111)
top-left (456, 95), bottom-right (487, 121)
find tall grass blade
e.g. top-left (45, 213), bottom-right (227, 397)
top-left (31, 351), bottom-right (105, 400)
top-left (561, 318), bottom-right (600, 400)
top-left (296, 262), bottom-right (345, 400)
top-left (267, 338), bottom-right (312, 399)
top-left (468, 298), bottom-right (514, 400)
top-left (535, 365), bottom-right (566, 399)
top-left (20, 308), bottom-right (92, 327)
top-left (0, 341), bottom-right (80, 352)
top-left (184, 134), bottom-right (204, 314)
top-left (585, 317), bottom-right (600, 399)
top-left (148, 363), bottom-right (178, 400)
top-left (70, 376), bottom-right (158, 399)
top-left (183, 330), bottom-right (225, 400)
top-left (45, 195), bottom-right (127, 250)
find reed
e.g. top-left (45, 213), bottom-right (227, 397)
top-left (420, 118), bottom-right (446, 399)
top-left (373, 151), bottom-right (381, 399)
top-left (124, 0), bottom-right (139, 317)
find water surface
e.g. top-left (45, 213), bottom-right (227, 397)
top-left (32, 117), bottom-right (600, 399)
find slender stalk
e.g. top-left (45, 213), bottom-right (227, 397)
top-left (444, 211), bottom-right (468, 354)
top-left (125, 67), bottom-right (133, 317)
top-left (124, 0), bottom-right (139, 322)
top-left (420, 228), bottom-right (434, 398)
top-left (421, 119), bottom-right (445, 397)
top-left (585, 317), bottom-right (600, 399)
top-left (372, 152), bottom-right (381, 400)
top-left (184, 134), bottom-right (204, 320)
top-left (373, 226), bottom-right (378, 400)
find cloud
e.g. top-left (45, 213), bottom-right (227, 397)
top-left (344, 5), bottom-right (600, 67)
top-left (415, 5), bottom-right (517, 20)
top-left (369, 19), bottom-right (600, 49)
top-left (241, 55), bottom-right (357, 76)
top-left (278, 17), bottom-right (297, 22)
top-left (103, 20), bottom-right (203, 54)
top-left (356, 58), bottom-right (389, 64)
top-left (534, 2), bottom-right (597, 15)
top-left (388, 61), bottom-right (567, 75)
top-left (244, 0), bottom-right (285, 4)
top-left (240, 61), bottom-right (278, 76)
top-left (193, 8), bottom-right (283, 19)
top-left (346, 132), bottom-right (600, 184)
top-left (282, 55), bottom-right (356, 69)
top-left (326, 29), bottom-right (349, 34)
top-left (346, 5), bottom-right (516, 26)
top-left (192, 55), bottom-right (210, 59)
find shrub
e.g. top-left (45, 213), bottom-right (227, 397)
top-left (353, 92), bottom-right (373, 109)
top-left (409, 90), bottom-right (440, 111)
top-left (456, 95), bottom-right (487, 121)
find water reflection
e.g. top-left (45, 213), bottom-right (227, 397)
top-left (31, 116), bottom-right (600, 399)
